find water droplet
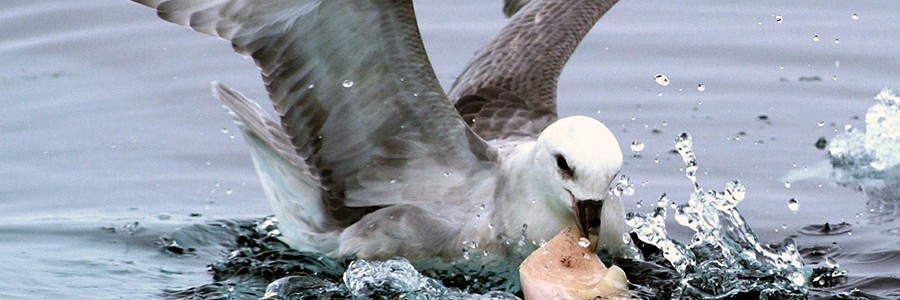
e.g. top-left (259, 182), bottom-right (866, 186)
top-left (307, 84), bottom-right (315, 89)
top-left (832, 75), bottom-right (838, 81)
top-left (654, 74), bottom-right (670, 86)
top-left (697, 84), bottom-right (706, 92)
top-left (818, 121), bottom-right (825, 127)
top-left (225, 189), bottom-right (233, 195)
top-left (851, 13), bottom-right (859, 21)
top-left (775, 15), bottom-right (784, 23)
top-left (833, 39), bottom-right (840, 45)
top-left (788, 198), bottom-right (800, 212)
top-left (636, 200), bottom-right (643, 208)
top-left (341, 80), bottom-right (354, 88)
top-left (443, 172), bottom-right (451, 177)
top-left (630, 141), bottom-right (645, 152)
top-left (577, 237), bottom-right (591, 248)
top-left (784, 181), bottom-right (792, 188)
top-left (812, 34), bottom-right (820, 42)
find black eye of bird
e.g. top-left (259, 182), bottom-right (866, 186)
top-left (555, 154), bottom-right (574, 177)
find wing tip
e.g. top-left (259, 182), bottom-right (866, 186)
top-left (210, 81), bottom-right (261, 113)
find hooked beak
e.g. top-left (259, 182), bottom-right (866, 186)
top-left (574, 199), bottom-right (604, 252)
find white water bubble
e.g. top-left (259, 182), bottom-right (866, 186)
top-left (812, 34), bottom-right (820, 42)
top-left (697, 84), bottom-right (706, 92)
top-left (577, 237), bottom-right (591, 248)
top-left (341, 80), bottom-right (354, 88)
top-left (630, 141), bottom-right (645, 152)
top-left (851, 14), bottom-right (859, 21)
top-left (788, 198), bottom-right (800, 212)
top-left (833, 39), bottom-right (840, 45)
top-left (775, 15), bottom-right (784, 23)
top-left (654, 74), bottom-right (670, 86)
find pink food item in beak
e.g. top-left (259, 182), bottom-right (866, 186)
top-left (519, 226), bottom-right (630, 300)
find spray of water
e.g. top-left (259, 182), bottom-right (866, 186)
top-left (626, 133), bottom-right (811, 299)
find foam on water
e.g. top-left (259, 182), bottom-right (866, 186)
top-left (828, 90), bottom-right (900, 214)
top-left (785, 88), bottom-right (900, 221)
top-left (830, 89), bottom-right (900, 174)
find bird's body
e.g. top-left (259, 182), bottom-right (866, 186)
top-left (134, 0), bottom-right (626, 268)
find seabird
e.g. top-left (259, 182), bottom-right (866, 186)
top-left (132, 0), bottom-right (626, 265)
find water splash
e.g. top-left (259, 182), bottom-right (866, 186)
top-left (830, 89), bottom-right (900, 173)
top-left (342, 258), bottom-right (518, 299)
top-left (626, 133), bottom-right (814, 299)
top-left (786, 88), bottom-right (900, 221)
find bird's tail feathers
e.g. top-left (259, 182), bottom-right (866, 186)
top-left (212, 82), bottom-right (338, 253)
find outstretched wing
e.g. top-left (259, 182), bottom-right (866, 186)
top-left (134, 0), bottom-right (497, 227)
top-left (451, 0), bottom-right (620, 139)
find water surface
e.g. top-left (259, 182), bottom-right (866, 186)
top-left (2, 0), bottom-right (899, 299)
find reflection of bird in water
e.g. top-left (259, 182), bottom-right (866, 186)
top-left (133, 0), bottom-right (628, 265)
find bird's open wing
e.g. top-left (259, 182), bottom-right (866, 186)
top-left (134, 0), bottom-right (497, 227)
top-left (450, 0), bottom-right (620, 140)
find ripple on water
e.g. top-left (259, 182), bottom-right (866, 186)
top-left (798, 222), bottom-right (853, 236)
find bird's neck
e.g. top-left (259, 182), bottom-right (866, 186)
top-left (489, 142), bottom-right (574, 257)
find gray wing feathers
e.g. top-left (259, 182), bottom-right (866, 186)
top-left (451, 0), bottom-right (619, 138)
top-left (455, 87), bottom-right (554, 141)
top-left (212, 82), bottom-right (310, 174)
top-left (136, 0), bottom-right (496, 227)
